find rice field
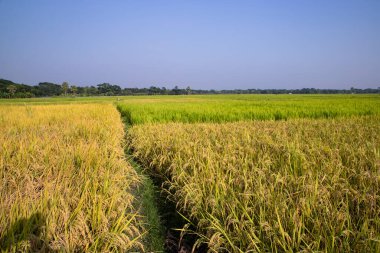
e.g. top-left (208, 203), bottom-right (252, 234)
top-left (128, 116), bottom-right (380, 252)
top-left (1, 94), bottom-right (379, 252)
top-left (0, 104), bottom-right (145, 252)
top-left (117, 94), bottom-right (380, 124)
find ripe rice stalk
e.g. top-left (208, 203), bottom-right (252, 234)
top-left (0, 104), bottom-right (145, 252)
top-left (128, 116), bottom-right (380, 252)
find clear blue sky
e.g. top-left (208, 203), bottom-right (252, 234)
top-left (0, 0), bottom-right (379, 89)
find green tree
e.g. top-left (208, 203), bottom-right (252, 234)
top-left (62, 82), bottom-right (69, 96)
top-left (172, 85), bottom-right (180, 95)
top-left (186, 86), bottom-right (191, 95)
top-left (6, 85), bottom-right (17, 98)
top-left (35, 82), bottom-right (62, 96)
top-left (70, 85), bottom-right (78, 96)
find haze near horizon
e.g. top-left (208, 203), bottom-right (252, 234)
top-left (0, 0), bottom-right (379, 90)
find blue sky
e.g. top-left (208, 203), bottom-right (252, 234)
top-left (0, 0), bottom-right (379, 89)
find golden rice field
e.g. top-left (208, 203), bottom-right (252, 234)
top-left (128, 116), bottom-right (380, 252)
top-left (0, 104), bottom-right (145, 252)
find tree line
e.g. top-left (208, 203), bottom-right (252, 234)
top-left (0, 78), bottom-right (379, 98)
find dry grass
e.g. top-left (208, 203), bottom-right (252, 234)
top-left (128, 116), bottom-right (380, 252)
top-left (0, 104), bottom-right (144, 252)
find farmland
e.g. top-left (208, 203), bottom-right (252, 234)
top-left (119, 94), bottom-right (380, 252)
top-left (0, 104), bottom-right (145, 252)
top-left (0, 94), bottom-right (379, 252)
top-left (117, 94), bottom-right (380, 124)
top-left (128, 117), bottom-right (380, 252)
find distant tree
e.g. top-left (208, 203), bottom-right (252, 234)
top-left (96, 83), bottom-right (122, 95)
top-left (172, 85), bottom-right (180, 95)
top-left (2, 78), bottom-right (380, 97)
top-left (35, 82), bottom-right (62, 96)
top-left (111, 84), bottom-right (122, 95)
top-left (82, 87), bottom-right (90, 96)
top-left (161, 87), bottom-right (168, 95)
top-left (148, 86), bottom-right (161, 95)
top-left (0, 79), bottom-right (16, 94)
top-left (7, 85), bottom-right (17, 97)
top-left (88, 86), bottom-right (98, 95)
top-left (97, 83), bottom-right (111, 94)
top-left (70, 85), bottom-right (78, 96)
top-left (62, 82), bottom-right (69, 96)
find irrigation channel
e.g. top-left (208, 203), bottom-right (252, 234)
top-left (120, 115), bottom-right (207, 253)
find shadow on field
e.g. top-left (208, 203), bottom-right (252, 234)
top-left (0, 212), bottom-right (50, 252)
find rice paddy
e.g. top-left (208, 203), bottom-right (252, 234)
top-left (128, 117), bottom-right (380, 252)
top-left (117, 94), bottom-right (380, 124)
top-left (0, 104), bottom-right (145, 252)
top-left (1, 94), bottom-right (379, 252)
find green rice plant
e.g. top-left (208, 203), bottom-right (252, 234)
top-left (117, 94), bottom-right (380, 124)
top-left (0, 104), bottom-right (145, 252)
top-left (128, 116), bottom-right (380, 252)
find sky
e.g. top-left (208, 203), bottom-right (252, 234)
top-left (0, 0), bottom-right (379, 90)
